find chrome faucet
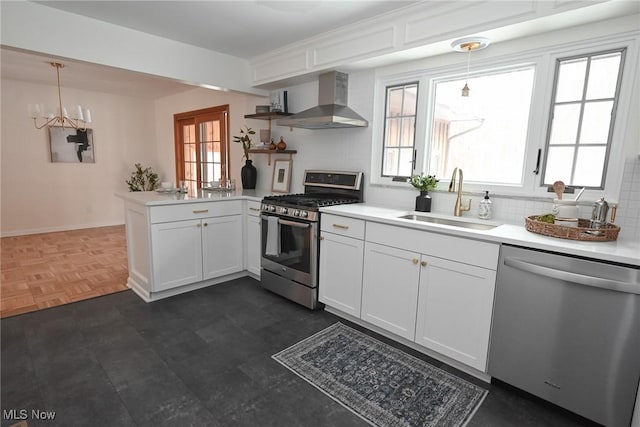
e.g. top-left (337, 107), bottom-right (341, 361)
top-left (449, 167), bottom-right (471, 216)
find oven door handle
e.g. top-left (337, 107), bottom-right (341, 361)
top-left (278, 219), bottom-right (311, 229)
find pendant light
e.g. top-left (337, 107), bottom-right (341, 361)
top-left (451, 37), bottom-right (491, 97)
top-left (28, 62), bottom-right (92, 130)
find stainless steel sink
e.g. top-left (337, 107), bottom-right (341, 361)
top-left (397, 214), bottom-right (498, 230)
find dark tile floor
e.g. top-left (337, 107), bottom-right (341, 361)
top-left (1, 277), bottom-right (597, 427)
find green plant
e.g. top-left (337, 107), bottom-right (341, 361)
top-left (410, 174), bottom-right (439, 192)
top-left (126, 163), bottom-right (159, 191)
top-left (233, 126), bottom-right (256, 160)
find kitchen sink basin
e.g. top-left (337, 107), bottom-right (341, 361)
top-left (397, 214), bottom-right (498, 230)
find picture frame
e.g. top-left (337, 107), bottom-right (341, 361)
top-left (49, 126), bottom-right (95, 163)
top-left (271, 159), bottom-right (292, 193)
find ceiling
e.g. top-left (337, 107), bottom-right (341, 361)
top-left (2, 1), bottom-right (638, 99)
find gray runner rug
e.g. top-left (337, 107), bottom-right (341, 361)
top-left (272, 322), bottom-right (487, 427)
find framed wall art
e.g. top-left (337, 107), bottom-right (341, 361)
top-left (271, 159), bottom-right (292, 193)
top-left (49, 127), bottom-right (94, 163)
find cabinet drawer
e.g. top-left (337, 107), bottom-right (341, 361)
top-left (149, 200), bottom-right (242, 224)
top-left (246, 200), bottom-right (262, 217)
top-left (366, 222), bottom-right (498, 270)
top-left (321, 214), bottom-right (365, 240)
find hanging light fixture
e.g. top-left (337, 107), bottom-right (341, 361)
top-left (451, 37), bottom-right (490, 97)
top-left (28, 62), bottom-right (92, 130)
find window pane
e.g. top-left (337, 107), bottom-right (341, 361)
top-left (387, 88), bottom-right (404, 117)
top-left (383, 148), bottom-right (399, 176)
top-left (580, 101), bottom-right (612, 144)
top-left (544, 146), bottom-right (574, 185)
top-left (185, 162), bottom-right (197, 181)
top-left (574, 146), bottom-right (606, 187)
top-left (549, 104), bottom-right (580, 145)
top-left (400, 118), bottom-right (415, 147)
top-left (586, 53), bottom-right (621, 100)
top-left (397, 148), bottom-right (414, 177)
top-left (385, 118), bottom-right (401, 147)
top-left (430, 67), bottom-right (534, 185)
top-left (402, 85), bottom-right (418, 116)
top-left (201, 163), bottom-right (215, 184)
top-left (200, 142), bottom-right (214, 163)
top-left (555, 58), bottom-right (586, 103)
top-left (184, 143), bottom-right (196, 163)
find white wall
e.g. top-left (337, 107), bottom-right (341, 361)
top-left (0, 79), bottom-right (157, 236)
top-left (153, 87), bottom-right (268, 186)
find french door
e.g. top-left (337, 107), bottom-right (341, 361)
top-left (174, 105), bottom-right (229, 193)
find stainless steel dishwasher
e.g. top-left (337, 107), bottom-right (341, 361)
top-left (489, 244), bottom-right (640, 427)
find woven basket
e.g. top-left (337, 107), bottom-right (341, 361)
top-left (525, 216), bottom-right (620, 242)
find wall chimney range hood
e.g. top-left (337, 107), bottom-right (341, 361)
top-left (277, 71), bottom-right (368, 129)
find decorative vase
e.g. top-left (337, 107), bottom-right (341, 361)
top-left (277, 136), bottom-right (287, 151)
top-left (241, 159), bottom-right (257, 189)
top-left (415, 191), bottom-right (432, 212)
top-left (269, 138), bottom-right (276, 150)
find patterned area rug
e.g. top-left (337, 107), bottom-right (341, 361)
top-left (273, 323), bottom-right (487, 427)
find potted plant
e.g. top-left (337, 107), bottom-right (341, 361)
top-left (233, 126), bottom-right (257, 189)
top-left (410, 173), bottom-right (438, 212)
top-left (126, 163), bottom-right (159, 191)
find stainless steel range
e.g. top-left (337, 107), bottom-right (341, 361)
top-left (260, 170), bottom-right (364, 309)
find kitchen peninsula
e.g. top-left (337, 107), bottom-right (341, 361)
top-left (116, 190), bottom-right (270, 302)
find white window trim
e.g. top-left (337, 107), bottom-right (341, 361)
top-left (370, 31), bottom-right (640, 203)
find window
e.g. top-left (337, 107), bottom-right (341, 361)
top-left (381, 83), bottom-right (418, 178)
top-left (427, 67), bottom-right (535, 185)
top-left (373, 35), bottom-right (635, 200)
top-left (542, 49), bottom-right (625, 188)
top-left (174, 105), bottom-right (229, 191)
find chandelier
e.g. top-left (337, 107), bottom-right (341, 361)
top-left (451, 37), bottom-right (490, 97)
top-left (28, 62), bottom-right (92, 130)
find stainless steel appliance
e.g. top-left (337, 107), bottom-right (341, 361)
top-left (260, 170), bottom-right (364, 309)
top-left (489, 245), bottom-right (640, 427)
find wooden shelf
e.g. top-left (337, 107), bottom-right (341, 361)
top-left (244, 112), bottom-right (293, 120)
top-left (247, 149), bottom-right (297, 165)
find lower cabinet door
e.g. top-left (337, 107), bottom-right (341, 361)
top-left (151, 219), bottom-right (203, 292)
top-left (202, 215), bottom-right (243, 280)
top-left (414, 255), bottom-right (496, 371)
top-left (318, 231), bottom-right (364, 317)
top-left (361, 242), bottom-right (420, 340)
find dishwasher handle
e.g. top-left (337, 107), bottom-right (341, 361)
top-left (504, 257), bottom-right (640, 295)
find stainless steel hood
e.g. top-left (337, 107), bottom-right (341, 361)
top-left (277, 71), bottom-right (368, 129)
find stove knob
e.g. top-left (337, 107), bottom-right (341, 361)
top-left (268, 205), bottom-right (276, 212)
top-left (300, 211), bottom-right (309, 218)
top-left (280, 207), bottom-right (288, 214)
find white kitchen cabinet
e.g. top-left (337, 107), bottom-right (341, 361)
top-left (415, 255), bottom-right (496, 371)
top-left (361, 241), bottom-right (421, 341)
top-left (319, 231), bottom-right (364, 317)
top-left (124, 199), bottom-right (245, 301)
top-left (151, 219), bottom-right (203, 292)
top-left (319, 214), bottom-right (366, 317)
top-left (202, 215), bottom-right (243, 279)
top-left (245, 200), bottom-right (262, 277)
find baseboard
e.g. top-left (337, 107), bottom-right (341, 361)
top-left (1, 221), bottom-right (125, 237)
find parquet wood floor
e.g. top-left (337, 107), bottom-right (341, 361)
top-left (1, 225), bottom-right (129, 318)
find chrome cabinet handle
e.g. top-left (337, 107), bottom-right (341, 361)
top-left (196, 223), bottom-right (201, 228)
top-left (203, 223), bottom-right (208, 227)
top-left (504, 257), bottom-right (640, 295)
top-left (421, 261), bottom-right (427, 267)
top-left (193, 209), bottom-right (209, 214)
top-left (332, 224), bottom-right (349, 230)
top-left (249, 207), bottom-right (260, 211)
top-left (412, 258), bottom-right (419, 264)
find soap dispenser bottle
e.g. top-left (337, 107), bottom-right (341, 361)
top-left (478, 191), bottom-right (492, 220)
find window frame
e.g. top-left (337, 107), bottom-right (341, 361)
top-left (370, 33), bottom-right (639, 202)
top-left (540, 48), bottom-right (627, 190)
top-left (174, 104), bottom-right (230, 190)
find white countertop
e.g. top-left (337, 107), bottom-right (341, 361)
top-left (115, 189), bottom-right (272, 206)
top-left (320, 204), bottom-right (640, 267)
